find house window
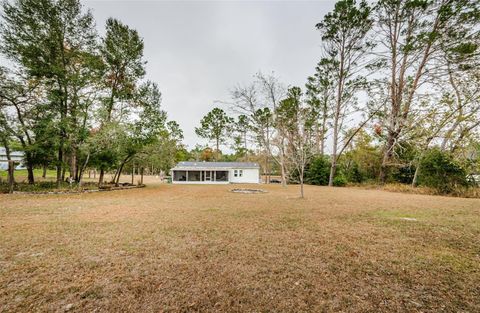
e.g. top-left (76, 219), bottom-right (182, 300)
top-left (216, 171), bottom-right (228, 181)
top-left (234, 170), bottom-right (238, 177)
top-left (239, 170), bottom-right (243, 177)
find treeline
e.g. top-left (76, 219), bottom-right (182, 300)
top-left (0, 0), bottom-right (184, 186)
top-left (194, 0), bottom-right (479, 197)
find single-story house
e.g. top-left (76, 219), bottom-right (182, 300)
top-left (0, 147), bottom-right (25, 170)
top-left (171, 161), bottom-right (260, 184)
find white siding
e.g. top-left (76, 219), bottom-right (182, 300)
top-left (229, 168), bottom-right (259, 184)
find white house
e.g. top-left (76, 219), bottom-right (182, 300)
top-left (0, 147), bottom-right (25, 170)
top-left (171, 161), bottom-right (260, 184)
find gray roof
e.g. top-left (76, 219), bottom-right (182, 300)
top-left (173, 161), bottom-right (259, 170)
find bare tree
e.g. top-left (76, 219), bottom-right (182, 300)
top-left (276, 87), bottom-right (314, 198)
top-left (230, 72), bottom-right (288, 185)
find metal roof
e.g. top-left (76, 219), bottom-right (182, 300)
top-left (172, 161), bottom-right (259, 170)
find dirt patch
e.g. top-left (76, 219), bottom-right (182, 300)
top-left (230, 188), bottom-right (267, 194)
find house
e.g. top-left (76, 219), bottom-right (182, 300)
top-left (171, 161), bottom-right (260, 184)
top-left (0, 147), bottom-right (25, 170)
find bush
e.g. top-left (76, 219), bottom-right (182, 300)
top-left (333, 174), bottom-right (347, 187)
top-left (418, 149), bottom-right (468, 193)
top-left (305, 156), bottom-right (330, 185)
top-left (343, 161), bottom-right (364, 183)
top-left (391, 165), bottom-right (416, 184)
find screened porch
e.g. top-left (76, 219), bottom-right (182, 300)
top-left (172, 170), bottom-right (229, 182)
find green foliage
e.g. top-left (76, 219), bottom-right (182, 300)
top-left (342, 130), bottom-right (382, 182)
top-left (333, 174), bottom-right (347, 187)
top-left (195, 108), bottom-right (233, 152)
top-left (305, 156), bottom-right (331, 186)
top-left (418, 149), bottom-right (468, 193)
top-left (101, 17), bottom-right (146, 121)
top-left (343, 161), bottom-right (364, 183)
top-left (305, 156), bottom-right (348, 187)
top-left (391, 165), bottom-right (416, 184)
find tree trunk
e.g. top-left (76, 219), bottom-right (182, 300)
top-left (26, 163), bottom-right (35, 185)
top-left (244, 132), bottom-right (247, 152)
top-left (320, 105), bottom-right (327, 156)
top-left (98, 169), bottom-right (104, 186)
top-left (115, 162), bottom-right (126, 186)
top-left (140, 167), bottom-right (144, 185)
top-left (280, 161), bottom-right (287, 187)
top-left (56, 142), bottom-right (63, 187)
top-left (379, 131), bottom-right (396, 184)
top-left (42, 165), bottom-right (47, 178)
top-left (328, 116), bottom-right (339, 186)
top-left (69, 148), bottom-right (77, 182)
top-left (8, 160), bottom-right (15, 193)
top-left (2, 140), bottom-right (12, 161)
top-left (299, 167), bottom-right (304, 198)
top-left (131, 163), bottom-right (135, 185)
top-left (75, 160), bottom-right (80, 182)
top-left (328, 158), bottom-right (337, 187)
top-left (412, 162), bottom-right (420, 188)
top-left (115, 156), bottom-right (132, 186)
top-left (265, 153), bottom-right (269, 184)
top-left (78, 153), bottom-right (90, 188)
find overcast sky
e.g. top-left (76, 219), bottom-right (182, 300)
top-left (86, 0), bottom-right (335, 149)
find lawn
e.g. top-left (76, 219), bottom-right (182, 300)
top-left (0, 183), bottom-right (479, 312)
top-left (0, 169), bottom-right (124, 183)
top-left (0, 169), bottom-right (57, 180)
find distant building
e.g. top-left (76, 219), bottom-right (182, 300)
top-left (0, 147), bottom-right (25, 170)
top-left (171, 162), bottom-right (260, 184)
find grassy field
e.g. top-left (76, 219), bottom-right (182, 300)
top-left (0, 169), bottom-right (133, 183)
top-left (1, 182), bottom-right (479, 312)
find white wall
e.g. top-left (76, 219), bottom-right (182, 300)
top-left (229, 168), bottom-right (259, 184)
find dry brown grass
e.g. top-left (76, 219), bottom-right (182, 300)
top-left (1, 181), bottom-right (479, 312)
top-left (355, 182), bottom-right (480, 198)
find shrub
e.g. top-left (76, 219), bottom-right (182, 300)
top-left (418, 149), bottom-right (468, 193)
top-left (333, 174), bottom-right (347, 187)
top-left (391, 165), bottom-right (416, 184)
top-left (343, 161), bottom-right (364, 183)
top-left (305, 156), bottom-right (330, 185)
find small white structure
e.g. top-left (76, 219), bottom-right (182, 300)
top-left (171, 161), bottom-right (260, 184)
top-left (0, 147), bottom-right (25, 170)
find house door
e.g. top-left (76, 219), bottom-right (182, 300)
top-left (204, 171), bottom-right (212, 181)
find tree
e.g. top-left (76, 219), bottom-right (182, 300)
top-left (231, 114), bottom-right (250, 156)
top-left (374, 0), bottom-right (479, 183)
top-left (230, 72), bottom-right (287, 185)
top-left (418, 148), bottom-right (468, 193)
top-left (133, 120), bottom-right (184, 181)
top-left (0, 69), bottom-right (42, 184)
top-left (315, 0), bottom-right (373, 186)
top-left (1, 0), bottom-right (100, 186)
top-left (305, 61), bottom-right (334, 155)
top-left (276, 87), bottom-right (314, 198)
top-left (101, 17), bottom-right (145, 123)
top-left (112, 81), bottom-right (166, 185)
top-left (195, 107), bottom-right (233, 159)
